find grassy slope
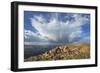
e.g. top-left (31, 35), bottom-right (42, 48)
top-left (24, 43), bottom-right (90, 62)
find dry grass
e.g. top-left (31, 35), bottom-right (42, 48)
top-left (24, 43), bottom-right (90, 62)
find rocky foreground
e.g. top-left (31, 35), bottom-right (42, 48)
top-left (24, 44), bottom-right (90, 62)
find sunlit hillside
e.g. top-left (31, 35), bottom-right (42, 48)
top-left (24, 43), bottom-right (90, 62)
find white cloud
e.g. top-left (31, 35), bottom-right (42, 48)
top-left (25, 13), bottom-right (90, 45)
top-left (69, 29), bottom-right (82, 41)
top-left (24, 30), bottom-right (49, 43)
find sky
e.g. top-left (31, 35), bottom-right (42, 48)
top-left (24, 11), bottom-right (90, 45)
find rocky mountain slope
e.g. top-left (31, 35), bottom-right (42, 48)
top-left (24, 44), bottom-right (90, 62)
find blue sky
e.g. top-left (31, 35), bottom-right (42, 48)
top-left (24, 11), bottom-right (90, 45)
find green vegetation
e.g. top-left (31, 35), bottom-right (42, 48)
top-left (24, 44), bottom-right (90, 62)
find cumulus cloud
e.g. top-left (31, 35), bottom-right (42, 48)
top-left (24, 12), bottom-right (90, 45)
top-left (24, 30), bottom-right (50, 43)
